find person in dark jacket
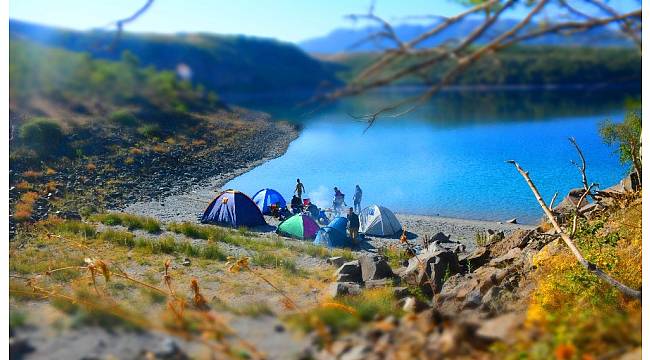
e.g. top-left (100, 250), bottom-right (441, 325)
top-left (290, 195), bottom-right (303, 214)
top-left (347, 207), bottom-right (360, 244)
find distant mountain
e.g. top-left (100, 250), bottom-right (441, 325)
top-left (10, 19), bottom-right (340, 94)
top-left (299, 18), bottom-right (634, 54)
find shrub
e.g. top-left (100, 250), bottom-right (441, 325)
top-left (99, 229), bottom-right (135, 248)
top-left (19, 118), bottom-right (66, 157)
top-left (108, 110), bottom-right (138, 127)
top-left (51, 220), bottom-right (97, 238)
top-left (137, 123), bottom-right (162, 138)
top-left (91, 213), bottom-right (161, 234)
top-left (290, 287), bottom-right (401, 336)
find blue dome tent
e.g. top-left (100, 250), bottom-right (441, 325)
top-left (252, 188), bottom-right (287, 215)
top-left (314, 217), bottom-right (353, 248)
top-left (201, 190), bottom-right (266, 228)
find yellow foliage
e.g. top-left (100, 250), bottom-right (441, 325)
top-left (512, 200), bottom-right (642, 359)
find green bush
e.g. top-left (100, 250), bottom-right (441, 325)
top-left (137, 123), bottom-right (162, 138)
top-left (19, 118), bottom-right (66, 157)
top-left (108, 110), bottom-right (138, 127)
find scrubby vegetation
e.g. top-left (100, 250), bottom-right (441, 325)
top-left (90, 212), bottom-right (161, 233)
top-left (10, 40), bottom-right (217, 115)
top-left (499, 199), bottom-right (642, 359)
top-left (330, 46), bottom-right (641, 87)
top-left (289, 287), bottom-right (402, 336)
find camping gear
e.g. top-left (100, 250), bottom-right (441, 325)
top-left (201, 190), bottom-right (266, 228)
top-left (314, 217), bottom-right (353, 248)
top-left (277, 213), bottom-right (320, 240)
top-left (303, 198), bottom-right (311, 206)
top-left (252, 188), bottom-right (287, 215)
top-left (359, 204), bottom-right (402, 236)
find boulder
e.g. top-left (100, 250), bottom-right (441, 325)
top-left (327, 256), bottom-right (346, 268)
top-left (335, 260), bottom-right (362, 283)
top-left (359, 255), bottom-right (394, 282)
top-left (397, 250), bottom-right (460, 296)
top-left (475, 312), bottom-right (524, 343)
top-left (459, 246), bottom-right (491, 271)
top-left (488, 247), bottom-right (522, 267)
top-left (505, 218), bottom-right (518, 224)
top-left (432, 232), bottom-right (452, 243)
top-left (329, 282), bottom-right (362, 298)
top-left (365, 278), bottom-right (392, 289)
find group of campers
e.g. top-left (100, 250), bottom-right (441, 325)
top-left (200, 179), bottom-right (402, 248)
top-left (291, 179), bottom-right (362, 242)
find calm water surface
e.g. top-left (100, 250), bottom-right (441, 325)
top-left (224, 88), bottom-right (637, 224)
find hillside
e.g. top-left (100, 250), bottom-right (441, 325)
top-left (9, 19), bottom-right (340, 94)
top-left (9, 36), bottom-right (297, 236)
top-left (300, 18), bottom-right (634, 54)
top-left (322, 46), bottom-right (641, 88)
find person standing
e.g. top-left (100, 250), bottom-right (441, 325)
top-left (353, 185), bottom-right (363, 213)
top-left (294, 178), bottom-right (305, 199)
top-left (347, 207), bottom-right (360, 245)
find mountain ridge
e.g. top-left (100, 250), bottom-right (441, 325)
top-left (299, 18), bottom-right (634, 54)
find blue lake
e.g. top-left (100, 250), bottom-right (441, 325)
top-left (224, 88), bottom-right (638, 224)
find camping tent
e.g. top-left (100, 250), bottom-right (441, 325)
top-left (252, 188), bottom-right (287, 215)
top-left (201, 190), bottom-right (266, 228)
top-left (359, 204), bottom-right (402, 236)
top-left (314, 217), bottom-right (353, 248)
top-left (277, 213), bottom-right (320, 240)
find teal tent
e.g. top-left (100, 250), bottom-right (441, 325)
top-left (314, 217), bottom-right (353, 248)
top-left (277, 213), bottom-right (320, 240)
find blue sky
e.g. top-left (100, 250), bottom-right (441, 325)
top-left (9, 0), bottom-right (640, 43)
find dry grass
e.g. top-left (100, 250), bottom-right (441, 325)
top-left (14, 191), bottom-right (39, 222)
top-left (22, 170), bottom-right (43, 178)
top-left (15, 180), bottom-right (31, 191)
top-left (10, 217), bottom-right (330, 358)
top-left (90, 212), bottom-right (161, 233)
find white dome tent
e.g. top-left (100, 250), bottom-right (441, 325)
top-left (359, 204), bottom-right (402, 236)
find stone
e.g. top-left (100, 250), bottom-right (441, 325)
top-left (340, 344), bottom-right (371, 360)
top-left (489, 247), bottom-right (522, 267)
top-left (327, 256), bottom-right (346, 268)
top-left (505, 218), bottom-right (518, 224)
top-left (475, 312), bottom-right (524, 343)
top-left (335, 260), bottom-right (362, 283)
top-left (181, 258), bottom-right (191, 266)
top-left (365, 278), bottom-right (392, 289)
top-left (460, 246), bottom-right (491, 271)
top-left (359, 255), bottom-right (394, 282)
top-left (398, 250), bottom-right (460, 296)
top-left (329, 282), bottom-right (362, 298)
top-left (432, 232), bottom-right (452, 242)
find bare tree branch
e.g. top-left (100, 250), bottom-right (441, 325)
top-left (107, 0), bottom-right (155, 51)
top-left (323, 1), bottom-right (641, 127)
top-left (507, 160), bottom-right (641, 301)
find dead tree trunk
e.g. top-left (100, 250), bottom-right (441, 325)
top-left (507, 160), bottom-right (641, 301)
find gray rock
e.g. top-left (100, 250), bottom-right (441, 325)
top-left (364, 278), bottom-right (392, 289)
top-left (335, 260), bottom-right (362, 283)
top-left (475, 312), bottom-right (523, 343)
top-left (327, 256), bottom-right (346, 268)
top-left (329, 282), bottom-right (362, 298)
top-left (359, 255), bottom-right (393, 282)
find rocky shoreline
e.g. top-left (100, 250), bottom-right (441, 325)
top-left (9, 110), bottom-right (298, 236)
